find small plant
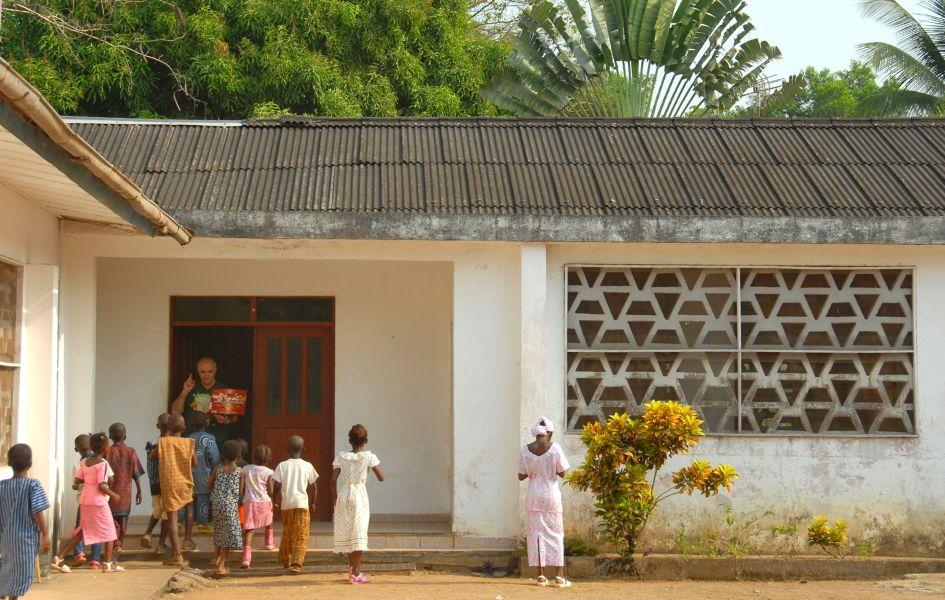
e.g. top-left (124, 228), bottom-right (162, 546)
top-left (673, 525), bottom-right (701, 557)
top-left (564, 536), bottom-right (599, 557)
top-left (567, 401), bottom-right (738, 557)
top-left (808, 515), bottom-right (848, 559)
top-left (855, 539), bottom-right (876, 558)
top-left (702, 507), bottom-right (772, 559)
top-left (771, 523), bottom-right (800, 557)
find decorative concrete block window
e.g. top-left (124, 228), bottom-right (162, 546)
top-left (0, 261), bottom-right (19, 458)
top-left (566, 266), bottom-right (915, 436)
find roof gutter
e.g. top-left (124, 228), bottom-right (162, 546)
top-left (0, 58), bottom-right (192, 245)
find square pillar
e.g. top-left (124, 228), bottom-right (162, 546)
top-left (519, 244), bottom-right (549, 439)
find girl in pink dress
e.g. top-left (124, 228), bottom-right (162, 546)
top-left (518, 417), bottom-right (571, 588)
top-left (241, 444), bottom-right (276, 568)
top-left (52, 432), bottom-right (123, 573)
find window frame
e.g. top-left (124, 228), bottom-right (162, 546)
top-left (0, 257), bottom-right (24, 459)
top-left (563, 263), bottom-right (919, 438)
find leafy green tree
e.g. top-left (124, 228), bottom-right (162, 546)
top-left (1, 0), bottom-right (507, 117)
top-left (482, 0), bottom-right (783, 118)
top-left (859, 0), bottom-right (945, 115)
top-left (734, 62), bottom-right (901, 118)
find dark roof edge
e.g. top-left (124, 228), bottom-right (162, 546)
top-left (62, 115), bottom-right (945, 127)
top-left (170, 210), bottom-right (945, 245)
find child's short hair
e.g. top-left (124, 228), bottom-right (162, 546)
top-left (157, 412), bottom-right (171, 433)
top-left (167, 413), bottom-right (185, 434)
top-left (253, 444), bottom-right (272, 466)
top-left (286, 436), bottom-right (304, 455)
top-left (220, 440), bottom-right (242, 462)
top-left (7, 443), bottom-right (32, 471)
top-left (236, 438), bottom-right (249, 458)
top-left (348, 424), bottom-right (368, 447)
top-left (108, 422), bottom-right (126, 442)
top-left (189, 410), bottom-right (207, 431)
top-left (89, 432), bottom-right (108, 454)
top-left (74, 433), bottom-right (90, 447)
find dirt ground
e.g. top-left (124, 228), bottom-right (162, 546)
top-left (179, 571), bottom-right (945, 599)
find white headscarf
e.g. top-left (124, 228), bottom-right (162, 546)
top-left (531, 417), bottom-right (554, 437)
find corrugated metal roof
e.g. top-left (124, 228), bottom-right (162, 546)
top-left (65, 117), bottom-right (945, 218)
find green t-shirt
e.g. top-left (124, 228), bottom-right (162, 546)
top-left (183, 381), bottom-right (232, 444)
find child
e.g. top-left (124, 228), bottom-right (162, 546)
top-left (155, 413), bottom-right (196, 566)
top-left (0, 444), bottom-right (51, 599)
top-left (105, 422), bottom-right (144, 555)
top-left (240, 444), bottom-right (275, 568)
top-left (208, 440), bottom-right (244, 577)
top-left (140, 413), bottom-right (170, 553)
top-left (331, 424), bottom-right (383, 584)
top-left (272, 436), bottom-right (318, 575)
top-left (52, 432), bottom-right (123, 573)
top-left (185, 411), bottom-right (220, 548)
top-left (234, 438), bottom-right (249, 468)
top-left (70, 434), bottom-right (102, 569)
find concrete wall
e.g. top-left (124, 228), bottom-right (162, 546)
top-left (59, 234), bottom-right (524, 536)
top-left (93, 257), bottom-right (452, 518)
top-left (0, 182), bottom-right (60, 503)
top-left (546, 243), bottom-right (945, 555)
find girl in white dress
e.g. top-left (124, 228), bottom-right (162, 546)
top-left (331, 424), bottom-right (384, 584)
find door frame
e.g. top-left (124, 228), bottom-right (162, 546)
top-left (168, 296), bottom-right (336, 519)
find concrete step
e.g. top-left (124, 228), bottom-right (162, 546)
top-left (130, 530), bottom-right (515, 551)
top-left (119, 547), bottom-right (517, 574)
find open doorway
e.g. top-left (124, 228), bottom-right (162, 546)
top-left (168, 296), bottom-right (335, 519)
top-left (170, 326), bottom-right (254, 442)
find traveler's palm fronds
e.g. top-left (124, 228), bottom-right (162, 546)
top-left (482, 0), bottom-right (782, 117)
top-left (859, 0), bottom-right (945, 115)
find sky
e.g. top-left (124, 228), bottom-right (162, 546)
top-left (749, 0), bottom-right (925, 81)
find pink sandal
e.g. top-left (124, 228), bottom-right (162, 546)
top-left (349, 571), bottom-right (371, 584)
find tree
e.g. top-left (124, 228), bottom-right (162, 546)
top-left (859, 0), bottom-right (945, 115)
top-left (1, 0), bottom-right (507, 118)
top-left (731, 62), bottom-right (900, 118)
top-left (567, 401), bottom-right (738, 558)
top-left (482, 0), bottom-right (783, 118)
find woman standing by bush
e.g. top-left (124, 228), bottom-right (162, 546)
top-left (518, 417), bottom-right (571, 588)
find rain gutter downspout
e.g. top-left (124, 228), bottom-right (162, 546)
top-left (0, 58), bottom-right (192, 245)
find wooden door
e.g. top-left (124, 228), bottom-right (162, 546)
top-left (253, 326), bottom-right (334, 520)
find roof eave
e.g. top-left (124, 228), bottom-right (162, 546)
top-left (167, 210), bottom-right (945, 245)
top-left (0, 58), bottom-right (192, 245)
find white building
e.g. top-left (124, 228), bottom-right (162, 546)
top-left (3, 58), bottom-right (945, 554)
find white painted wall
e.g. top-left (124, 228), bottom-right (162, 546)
top-left (546, 243), bottom-right (945, 555)
top-left (0, 182), bottom-right (60, 504)
top-left (61, 234), bottom-right (525, 537)
top-left (93, 257), bottom-right (452, 518)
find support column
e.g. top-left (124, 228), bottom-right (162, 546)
top-left (519, 244), bottom-right (549, 439)
top-left (451, 248), bottom-right (521, 539)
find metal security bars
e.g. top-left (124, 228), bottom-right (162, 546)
top-left (566, 266), bottom-right (915, 435)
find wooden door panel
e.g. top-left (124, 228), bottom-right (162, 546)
top-left (254, 326), bottom-right (334, 520)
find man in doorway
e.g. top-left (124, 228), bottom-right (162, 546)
top-left (171, 357), bottom-right (236, 446)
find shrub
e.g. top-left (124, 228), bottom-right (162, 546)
top-left (808, 515), bottom-right (848, 558)
top-left (567, 401), bottom-right (738, 557)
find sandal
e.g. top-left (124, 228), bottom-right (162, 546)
top-left (349, 572), bottom-right (371, 584)
top-left (288, 563), bottom-right (302, 575)
top-left (162, 554), bottom-right (185, 567)
top-left (51, 557), bottom-right (71, 573)
top-left (551, 577), bottom-right (572, 588)
top-left (139, 534), bottom-right (152, 549)
top-left (69, 553), bottom-right (87, 568)
top-left (103, 562), bottom-right (126, 573)
top-left (182, 538), bottom-right (198, 552)
top-left (88, 561), bottom-right (102, 571)
top-left (535, 575), bottom-right (548, 586)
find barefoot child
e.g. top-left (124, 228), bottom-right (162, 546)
top-left (140, 413), bottom-right (170, 554)
top-left (52, 432), bottom-right (123, 573)
top-left (518, 417), bottom-right (571, 588)
top-left (154, 413), bottom-right (196, 566)
top-left (0, 444), bottom-right (51, 599)
top-left (185, 411), bottom-right (219, 548)
top-left (241, 444), bottom-right (275, 568)
top-left (105, 422), bottom-right (144, 555)
top-left (272, 436), bottom-right (317, 575)
top-left (70, 434), bottom-right (102, 569)
top-left (331, 424), bottom-right (383, 584)
top-left (208, 440), bottom-right (243, 577)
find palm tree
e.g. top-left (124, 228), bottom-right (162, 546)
top-left (859, 0), bottom-right (945, 115)
top-left (482, 0), bottom-right (783, 117)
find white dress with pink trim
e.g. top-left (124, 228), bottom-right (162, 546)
top-left (519, 442), bottom-right (570, 567)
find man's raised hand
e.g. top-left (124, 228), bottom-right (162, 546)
top-left (182, 374), bottom-right (195, 395)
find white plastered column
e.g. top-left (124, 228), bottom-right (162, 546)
top-left (520, 244), bottom-right (550, 438)
top-left (451, 248), bottom-right (521, 538)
